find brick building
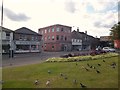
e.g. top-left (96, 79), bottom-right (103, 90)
top-left (39, 24), bottom-right (72, 51)
top-left (14, 27), bottom-right (42, 53)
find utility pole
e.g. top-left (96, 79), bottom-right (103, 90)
top-left (0, 0), bottom-right (3, 89)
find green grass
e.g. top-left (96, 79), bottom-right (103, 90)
top-left (2, 56), bottom-right (118, 88)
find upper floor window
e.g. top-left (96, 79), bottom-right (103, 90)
top-left (45, 29), bottom-right (47, 33)
top-left (65, 36), bottom-right (67, 41)
top-left (19, 35), bottom-right (23, 40)
top-left (41, 31), bottom-right (43, 34)
top-left (52, 36), bottom-right (54, 40)
top-left (6, 33), bottom-right (10, 36)
top-left (61, 36), bottom-right (64, 40)
top-left (44, 36), bottom-right (47, 41)
top-left (56, 35), bottom-right (59, 40)
top-left (61, 28), bottom-right (64, 32)
top-left (48, 36), bottom-right (50, 40)
top-left (36, 37), bottom-right (38, 41)
top-left (56, 27), bottom-right (60, 32)
top-left (32, 36), bottom-right (34, 40)
top-left (48, 29), bottom-right (50, 33)
top-left (52, 28), bottom-right (54, 32)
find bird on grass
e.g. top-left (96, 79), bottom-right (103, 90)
top-left (98, 64), bottom-right (101, 66)
top-left (96, 70), bottom-right (100, 73)
top-left (93, 66), bottom-right (96, 69)
top-left (46, 80), bottom-right (50, 86)
top-left (85, 68), bottom-right (89, 71)
top-left (48, 70), bottom-right (51, 74)
top-left (60, 73), bottom-right (63, 76)
top-left (64, 76), bottom-right (68, 80)
top-left (34, 79), bottom-right (39, 85)
top-left (103, 60), bottom-right (105, 62)
top-left (90, 66), bottom-right (93, 68)
top-left (80, 83), bottom-right (87, 88)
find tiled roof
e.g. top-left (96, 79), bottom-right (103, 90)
top-left (15, 27), bottom-right (41, 35)
top-left (39, 24), bottom-right (72, 30)
top-left (0, 26), bottom-right (13, 32)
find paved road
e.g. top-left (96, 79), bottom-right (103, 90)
top-left (2, 51), bottom-right (78, 67)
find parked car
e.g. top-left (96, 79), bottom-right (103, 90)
top-left (102, 47), bottom-right (116, 52)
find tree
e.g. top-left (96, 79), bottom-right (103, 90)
top-left (110, 22), bottom-right (120, 40)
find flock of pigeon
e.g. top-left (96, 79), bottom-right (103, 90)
top-left (34, 59), bottom-right (117, 88)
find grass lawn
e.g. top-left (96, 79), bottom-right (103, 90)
top-left (2, 56), bottom-right (118, 88)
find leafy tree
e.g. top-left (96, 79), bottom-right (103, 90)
top-left (110, 22), bottom-right (120, 40)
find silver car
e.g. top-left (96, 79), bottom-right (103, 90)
top-left (102, 47), bottom-right (116, 52)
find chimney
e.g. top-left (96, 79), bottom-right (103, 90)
top-left (77, 27), bottom-right (79, 32)
top-left (85, 31), bottom-right (87, 34)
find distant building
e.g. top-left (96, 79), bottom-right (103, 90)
top-left (100, 36), bottom-right (112, 47)
top-left (1, 26), bottom-right (14, 54)
top-left (71, 29), bottom-right (100, 51)
top-left (39, 24), bottom-right (72, 51)
top-left (14, 27), bottom-right (42, 53)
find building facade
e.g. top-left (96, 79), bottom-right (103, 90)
top-left (1, 27), bottom-right (14, 54)
top-left (100, 36), bottom-right (112, 47)
top-left (39, 24), bottom-right (72, 51)
top-left (71, 29), bottom-right (100, 51)
top-left (14, 27), bottom-right (42, 53)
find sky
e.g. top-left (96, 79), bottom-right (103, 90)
top-left (0, 0), bottom-right (119, 38)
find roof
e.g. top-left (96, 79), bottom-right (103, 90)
top-left (15, 27), bottom-right (42, 36)
top-left (39, 24), bottom-right (72, 30)
top-left (0, 26), bottom-right (13, 32)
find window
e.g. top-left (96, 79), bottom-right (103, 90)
top-left (61, 28), bottom-right (64, 32)
top-left (52, 46), bottom-right (54, 48)
top-left (6, 33), bottom-right (10, 36)
top-left (52, 28), bottom-right (54, 32)
top-left (56, 35), bottom-right (59, 40)
top-left (48, 36), bottom-right (50, 40)
top-left (41, 31), bottom-right (43, 34)
top-left (19, 35), bottom-right (22, 40)
top-left (52, 36), bottom-right (54, 40)
top-left (74, 39), bottom-right (76, 42)
top-left (36, 37), bottom-right (38, 40)
top-left (44, 36), bottom-right (47, 41)
top-left (77, 39), bottom-right (79, 42)
top-left (24, 36), bottom-right (27, 40)
top-left (56, 27), bottom-right (60, 32)
top-left (65, 36), bottom-right (67, 41)
top-left (45, 29), bottom-right (47, 33)
top-left (44, 44), bottom-right (46, 49)
top-left (32, 36), bottom-right (34, 40)
top-left (48, 29), bottom-right (50, 32)
top-left (72, 39), bottom-right (74, 42)
top-left (61, 36), bottom-right (64, 40)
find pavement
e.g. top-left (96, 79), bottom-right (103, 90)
top-left (2, 51), bottom-right (76, 67)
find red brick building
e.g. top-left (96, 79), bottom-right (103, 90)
top-left (39, 24), bottom-right (72, 51)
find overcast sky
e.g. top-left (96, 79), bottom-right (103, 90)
top-left (0, 0), bottom-right (119, 37)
